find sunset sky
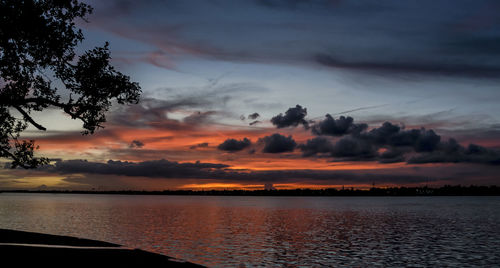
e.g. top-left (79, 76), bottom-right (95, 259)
top-left (2, 0), bottom-right (500, 190)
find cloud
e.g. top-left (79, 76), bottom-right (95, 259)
top-left (299, 135), bottom-right (380, 161)
top-left (109, 82), bottom-right (267, 130)
top-left (217, 138), bottom-right (251, 152)
top-left (326, 122), bottom-right (441, 161)
top-left (129, 140), bottom-right (145, 148)
top-left (408, 140), bottom-right (500, 165)
top-left (183, 111), bottom-right (218, 125)
top-left (360, 122), bottom-right (441, 152)
top-left (330, 137), bottom-right (377, 160)
top-left (378, 148), bottom-right (408, 163)
top-left (88, 1), bottom-right (500, 78)
top-left (332, 104), bottom-right (389, 116)
top-left (315, 53), bottom-right (500, 78)
top-left (260, 133), bottom-right (297, 153)
top-left (190, 142), bottom-right (209, 150)
top-left (249, 120), bottom-right (261, 126)
top-left (35, 158), bottom-right (436, 185)
top-left (300, 119), bottom-right (500, 165)
top-left (48, 159), bottom-right (229, 179)
top-left (271, 105), bottom-right (309, 128)
top-left (255, 0), bottom-right (341, 10)
top-left (248, 112), bottom-right (260, 120)
top-left (109, 97), bottom-right (205, 130)
top-left (298, 137), bottom-right (333, 157)
top-left (312, 115), bottom-right (367, 136)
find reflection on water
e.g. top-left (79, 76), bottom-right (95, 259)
top-left (1, 194), bottom-right (499, 267)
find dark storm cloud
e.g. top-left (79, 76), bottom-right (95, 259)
top-left (129, 140), bottom-right (145, 148)
top-left (271, 105), bottom-right (309, 128)
top-left (330, 137), bottom-right (377, 160)
top-left (408, 140), bottom-right (500, 165)
top-left (300, 135), bottom-right (380, 161)
top-left (50, 159), bottom-right (229, 179)
top-left (378, 148), bottom-right (407, 163)
top-left (360, 122), bottom-right (441, 152)
top-left (299, 119), bottom-right (500, 165)
top-left (312, 115), bottom-right (367, 136)
top-left (308, 121), bottom-right (440, 160)
top-left (42, 159), bottom-right (437, 184)
top-left (260, 133), bottom-right (297, 153)
top-left (88, 0), bottom-right (500, 78)
top-left (298, 137), bottom-right (333, 157)
top-left (217, 138), bottom-right (252, 152)
top-left (248, 112), bottom-right (260, 120)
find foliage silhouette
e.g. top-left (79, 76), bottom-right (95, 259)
top-left (3, 185), bottom-right (500, 196)
top-left (0, 0), bottom-right (141, 168)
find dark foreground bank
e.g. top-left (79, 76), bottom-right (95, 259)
top-left (0, 229), bottom-right (204, 267)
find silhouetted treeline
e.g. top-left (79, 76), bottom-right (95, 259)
top-left (2, 185), bottom-right (500, 196)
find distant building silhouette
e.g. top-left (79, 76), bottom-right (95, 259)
top-left (264, 183), bottom-right (276, 191)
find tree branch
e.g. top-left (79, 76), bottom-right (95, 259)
top-left (14, 105), bottom-right (47, 131)
top-left (21, 97), bottom-right (93, 132)
top-left (0, 148), bottom-right (31, 169)
top-left (22, 97), bottom-right (64, 108)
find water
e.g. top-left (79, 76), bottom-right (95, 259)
top-left (0, 193), bottom-right (499, 267)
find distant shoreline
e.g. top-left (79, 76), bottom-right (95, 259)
top-left (1, 185), bottom-right (500, 196)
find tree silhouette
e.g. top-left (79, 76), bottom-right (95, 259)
top-left (0, 0), bottom-right (141, 168)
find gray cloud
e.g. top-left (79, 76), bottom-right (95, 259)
top-left (249, 120), bottom-right (261, 126)
top-left (312, 115), bottom-right (367, 136)
top-left (300, 119), bottom-right (500, 165)
top-left (408, 140), bottom-right (500, 165)
top-left (260, 133), bottom-right (297, 153)
top-left (183, 111), bottom-right (219, 125)
top-left (299, 136), bottom-right (378, 162)
top-left (190, 142), bottom-right (209, 150)
top-left (110, 97), bottom-right (192, 130)
top-left (298, 137), bottom-right (333, 157)
top-left (37, 159), bottom-right (437, 185)
top-left (109, 81), bottom-right (267, 130)
top-left (248, 112), bottom-right (260, 120)
top-left (271, 105), bottom-right (309, 129)
top-left (49, 159), bottom-right (229, 179)
top-left (315, 53), bottom-right (500, 78)
top-left (217, 138), bottom-right (251, 152)
top-left (360, 122), bottom-right (441, 152)
top-left (129, 140), bottom-right (145, 148)
top-left (330, 137), bottom-right (377, 160)
top-left (88, 0), bottom-right (500, 79)
top-left (378, 148), bottom-right (408, 163)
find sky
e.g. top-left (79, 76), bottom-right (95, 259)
top-left (2, 0), bottom-right (500, 190)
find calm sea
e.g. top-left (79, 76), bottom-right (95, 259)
top-left (0, 193), bottom-right (499, 267)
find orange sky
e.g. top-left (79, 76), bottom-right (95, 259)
top-left (2, 113), bottom-right (494, 191)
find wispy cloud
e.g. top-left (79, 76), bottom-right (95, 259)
top-left (86, 0), bottom-right (500, 78)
